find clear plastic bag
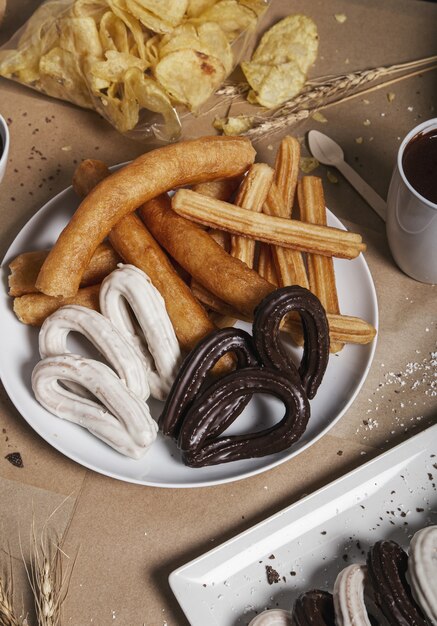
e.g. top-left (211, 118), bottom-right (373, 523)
top-left (0, 0), bottom-right (269, 142)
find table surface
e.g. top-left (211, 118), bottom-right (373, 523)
top-left (0, 1), bottom-right (436, 625)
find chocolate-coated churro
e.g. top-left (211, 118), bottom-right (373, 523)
top-left (172, 189), bottom-right (366, 259)
top-left (36, 136), bottom-right (256, 298)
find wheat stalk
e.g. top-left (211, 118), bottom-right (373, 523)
top-left (0, 574), bottom-right (20, 626)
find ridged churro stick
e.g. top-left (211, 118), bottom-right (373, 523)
top-left (8, 243), bottom-right (120, 297)
top-left (172, 189), bottom-right (366, 259)
top-left (274, 135), bottom-right (300, 216)
top-left (257, 244), bottom-right (279, 286)
top-left (230, 163), bottom-right (274, 268)
top-left (72, 160), bottom-right (221, 357)
top-left (283, 313), bottom-right (376, 345)
top-left (298, 176), bottom-right (344, 352)
top-left (36, 136), bottom-right (256, 298)
top-left (13, 284), bottom-right (101, 326)
top-left (139, 195), bottom-right (275, 319)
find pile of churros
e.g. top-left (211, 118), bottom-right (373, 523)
top-left (7, 135), bottom-right (377, 463)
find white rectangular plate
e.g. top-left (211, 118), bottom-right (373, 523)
top-left (170, 424), bottom-right (437, 625)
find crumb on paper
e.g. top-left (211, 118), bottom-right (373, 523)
top-left (408, 106), bottom-right (414, 112)
top-left (355, 137), bottom-right (363, 144)
top-left (300, 156), bottom-right (319, 173)
top-left (327, 170), bottom-right (338, 184)
top-left (5, 452), bottom-right (23, 468)
top-left (363, 119), bottom-right (371, 126)
top-left (387, 92), bottom-right (396, 103)
top-left (334, 13), bottom-right (347, 23)
top-left (267, 144), bottom-right (274, 151)
top-left (312, 111), bottom-right (328, 123)
top-left (363, 99), bottom-right (370, 105)
top-left (61, 145), bottom-right (72, 151)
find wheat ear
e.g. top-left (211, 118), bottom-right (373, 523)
top-left (0, 576), bottom-right (20, 626)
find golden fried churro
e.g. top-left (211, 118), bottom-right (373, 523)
top-left (274, 136), bottom-right (300, 215)
top-left (172, 189), bottom-right (366, 259)
top-left (257, 243), bottom-right (279, 286)
top-left (72, 159), bottom-right (221, 357)
top-left (72, 159), bottom-right (111, 198)
top-left (8, 243), bottom-right (120, 297)
top-left (36, 136), bottom-right (256, 298)
top-left (13, 284), bottom-right (101, 327)
top-left (230, 163), bottom-right (274, 268)
top-left (192, 177), bottom-right (241, 201)
top-left (298, 176), bottom-right (343, 352)
top-left (139, 194), bottom-right (275, 318)
top-left (283, 313), bottom-right (376, 345)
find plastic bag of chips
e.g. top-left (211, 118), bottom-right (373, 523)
top-left (0, 0), bottom-right (269, 141)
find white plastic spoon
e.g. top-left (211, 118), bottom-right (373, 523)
top-left (308, 129), bottom-right (387, 221)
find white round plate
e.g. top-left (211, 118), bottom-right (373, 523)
top-left (0, 180), bottom-right (378, 488)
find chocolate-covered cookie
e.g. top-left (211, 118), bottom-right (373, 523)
top-left (159, 327), bottom-right (258, 438)
top-left (292, 589), bottom-right (336, 625)
top-left (253, 286), bottom-right (330, 399)
top-left (179, 367), bottom-right (310, 467)
top-left (366, 540), bottom-right (428, 626)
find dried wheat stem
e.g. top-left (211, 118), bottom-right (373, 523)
top-left (0, 576), bottom-right (20, 626)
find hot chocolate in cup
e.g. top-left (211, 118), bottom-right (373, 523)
top-left (386, 118), bottom-right (437, 284)
top-left (0, 114), bottom-right (10, 184)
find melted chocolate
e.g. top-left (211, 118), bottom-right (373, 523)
top-left (179, 367), bottom-right (310, 467)
top-left (159, 327), bottom-right (258, 438)
top-left (402, 129), bottom-right (437, 204)
top-left (292, 590), bottom-right (336, 625)
top-left (252, 286), bottom-right (330, 399)
top-left (366, 540), bottom-right (428, 626)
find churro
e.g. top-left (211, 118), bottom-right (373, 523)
top-left (72, 158), bottom-right (221, 358)
top-left (230, 163), bottom-right (274, 268)
top-left (298, 176), bottom-right (343, 352)
top-left (99, 265), bottom-right (181, 401)
top-left (139, 194), bottom-right (275, 318)
top-left (283, 313), bottom-right (376, 345)
top-left (72, 158), bottom-right (112, 198)
top-left (13, 284), bottom-right (100, 326)
top-left (39, 304), bottom-right (150, 400)
top-left (257, 244), bottom-right (279, 286)
top-left (8, 243), bottom-right (120, 297)
top-left (172, 189), bottom-right (366, 259)
top-left (32, 354), bottom-right (157, 459)
top-left (274, 135), bottom-right (300, 215)
top-left (36, 136), bottom-right (256, 298)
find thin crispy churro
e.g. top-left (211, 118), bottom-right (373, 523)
top-left (298, 176), bottom-right (343, 352)
top-left (283, 313), bottom-right (376, 345)
top-left (139, 194), bottom-right (275, 318)
top-left (172, 190), bottom-right (366, 259)
top-left (36, 136), bottom-right (256, 298)
top-left (274, 136), bottom-right (301, 215)
top-left (230, 163), bottom-right (274, 268)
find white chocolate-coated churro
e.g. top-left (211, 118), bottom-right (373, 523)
top-left (39, 305), bottom-right (150, 400)
top-left (333, 564), bottom-right (372, 626)
top-left (32, 354), bottom-right (158, 459)
top-left (408, 526), bottom-right (437, 624)
top-left (99, 264), bottom-right (181, 401)
top-left (249, 609), bottom-right (292, 625)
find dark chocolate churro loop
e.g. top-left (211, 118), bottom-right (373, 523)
top-left (366, 541), bottom-right (428, 626)
top-left (252, 286), bottom-right (330, 399)
top-left (179, 367), bottom-right (310, 467)
top-left (292, 589), bottom-right (336, 626)
top-left (159, 327), bottom-right (259, 439)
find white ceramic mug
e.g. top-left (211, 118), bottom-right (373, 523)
top-left (386, 118), bottom-right (437, 284)
top-left (0, 113), bottom-right (10, 184)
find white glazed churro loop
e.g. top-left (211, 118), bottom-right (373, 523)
top-left (32, 354), bottom-right (158, 459)
top-left (39, 305), bottom-right (150, 400)
top-left (249, 609), bottom-right (292, 625)
top-left (333, 564), bottom-right (372, 626)
top-left (99, 264), bottom-right (182, 401)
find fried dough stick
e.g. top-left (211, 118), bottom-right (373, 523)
top-left (298, 176), bottom-right (344, 353)
top-left (36, 136), bottom-right (256, 298)
top-left (72, 160), bottom-right (220, 356)
top-left (8, 243), bottom-right (120, 297)
top-left (139, 195), bottom-right (275, 319)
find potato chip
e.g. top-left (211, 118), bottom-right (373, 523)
top-left (158, 22), bottom-right (232, 74)
top-left (242, 14), bottom-right (318, 108)
top-left (72, 0), bottom-right (108, 20)
top-left (90, 50), bottom-right (148, 84)
top-left (213, 114), bottom-right (254, 135)
top-left (0, 47), bottom-right (42, 84)
top-left (99, 12), bottom-right (130, 54)
top-left (186, 0), bottom-right (217, 18)
top-left (39, 46), bottom-right (93, 108)
top-left (155, 49), bottom-right (225, 110)
top-left (238, 0), bottom-right (268, 17)
top-left (191, 0), bottom-right (257, 41)
top-left (58, 17), bottom-right (103, 58)
top-left (242, 60), bottom-right (306, 108)
top-left (107, 0), bottom-right (149, 61)
top-left (251, 15), bottom-right (318, 73)
top-left (124, 0), bottom-right (187, 34)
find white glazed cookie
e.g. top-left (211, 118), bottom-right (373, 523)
top-left (32, 354), bottom-right (158, 459)
top-left (333, 564), bottom-right (372, 626)
top-left (39, 304), bottom-right (150, 400)
top-left (99, 264), bottom-right (181, 400)
top-left (408, 525), bottom-right (437, 624)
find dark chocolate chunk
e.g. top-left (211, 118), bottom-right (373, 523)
top-left (5, 452), bottom-right (23, 468)
top-left (266, 565), bottom-right (281, 585)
